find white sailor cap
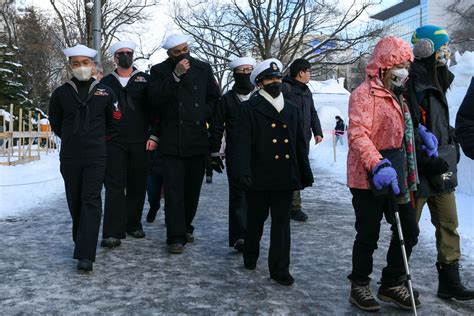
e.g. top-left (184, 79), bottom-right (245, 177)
top-left (63, 44), bottom-right (97, 58)
top-left (162, 33), bottom-right (192, 50)
top-left (109, 40), bottom-right (137, 55)
top-left (250, 58), bottom-right (283, 85)
top-left (229, 57), bottom-right (256, 70)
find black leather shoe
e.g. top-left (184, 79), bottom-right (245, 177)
top-left (291, 209), bottom-right (308, 222)
top-left (128, 229), bottom-right (145, 238)
top-left (244, 257), bottom-right (257, 270)
top-left (271, 272), bottom-right (295, 286)
top-left (77, 259), bottom-right (93, 272)
top-left (233, 239), bottom-right (244, 252)
top-left (186, 233), bottom-right (195, 243)
top-left (100, 237), bottom-right (121, 248)
top-left (168, 243), bottom-right (184, 254)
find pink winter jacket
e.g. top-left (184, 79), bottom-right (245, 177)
top-left (347, 36), bottom-right (414, 189)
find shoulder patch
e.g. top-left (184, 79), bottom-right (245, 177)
top-left (94, 88), bottom-right (109, 96)
top-left (134, 76), bottom-right (148, 83)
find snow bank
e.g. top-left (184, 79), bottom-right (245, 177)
top-left (0, 152), bottom-right (63, 218)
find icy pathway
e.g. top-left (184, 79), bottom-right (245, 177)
top-left (0, 156), bottom-right (473, 314)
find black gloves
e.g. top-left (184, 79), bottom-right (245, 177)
top-left (211, 156), bottom-right (224, 173)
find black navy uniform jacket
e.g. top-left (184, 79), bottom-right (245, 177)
top-left (49, 78), bottom-right (119, 158)
top-left (101, 68), bottom-right (157, 143)
top-left (210, 89), bottom-right (247, 157)
top-left (456, 77), bottom-right (474, 159)
top-left (149, 56), bottom-right (221, 156)
top-left (238, 93), bottom-right (314, 191)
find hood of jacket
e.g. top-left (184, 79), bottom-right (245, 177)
top-left (366, 36), bottom-right (414, 78)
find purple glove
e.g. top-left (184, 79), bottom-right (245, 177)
top-left (372, 159), bottom-right (400, 195)
top-left (418, 124), bottom-right (438, 157)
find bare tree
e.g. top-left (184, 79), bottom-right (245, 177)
top-left (172, 0), bottom-right (386, 89)
top-left (0, 0), bottom-right (17, 46)
top-left (447, 0), bottom-right (474, 52)
top-left (49, 0), bottom-right (161, 64)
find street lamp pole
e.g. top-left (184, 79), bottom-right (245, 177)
top-left (92, 0), bottom-right (102, 65)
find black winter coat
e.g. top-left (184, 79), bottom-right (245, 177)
top-left (405, 61), bottom-right (457, 197)
top-left (101, 69), bottom-right (157, 143)
top-left (209, 89), bottom-right (249, 157)
top-left (149, 57), bottom-right (221, 157)
top-left (49, 78), bottom-right (119, 158)
top-left (455, 77), bottom-right (474, 159)
top-left (238, 93), bottom-right (314, 191)
top-left (282, 76), bottom-right (323, 143)
top-left (335, 119), bottom-right (345, 135)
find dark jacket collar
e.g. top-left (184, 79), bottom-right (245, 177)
top-left (410, 60), bottom-right (454, 93)
top-left (283, 75), bottom-right (309, 93)
top-left (254, 94), bottom-right (288, 123)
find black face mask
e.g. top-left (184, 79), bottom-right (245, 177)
top-left (263, 82), bottom-right (282, 98)
top-left (171, 52), bottom-right (190, 64)
top-left (233, 73), bottom-right (254, 95)
top-left (117, 53), bottom-right (133, 68)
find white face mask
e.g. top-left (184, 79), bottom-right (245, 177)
top-left (72, 66), bottom-right (93, 81)
top-left (390, 68), bottom-right (409, 87)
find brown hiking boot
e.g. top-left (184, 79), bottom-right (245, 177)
top-left (377, 283), bottom-right (421, 310)
top-left (349, 281), bottom-right (381, 312)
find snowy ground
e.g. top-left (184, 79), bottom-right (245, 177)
top-left (1, 143), bottom-right (473, 314)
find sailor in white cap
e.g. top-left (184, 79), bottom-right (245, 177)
top-left (101, 40), bottom-right (159, 245)
top-left (149, 33), bottom-right (221, 254)
top-left (49, 44), bottom-right (121, 272)
top-left (237, 58), bottom-right (314, 285)
top-left (209, 56), bottom-right (256, 252)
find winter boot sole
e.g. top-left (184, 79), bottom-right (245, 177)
top-left (377, 293), bottom-right (420, 310)
top-left (438, 291), bottom-right (474, 301)
top-left (349, 297), bottom-right (381, 312)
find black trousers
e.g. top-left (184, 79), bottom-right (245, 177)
top-left (60, 157), bottom-right (105, 262)
top-left (348, 189), bottom-right (419, 286)
top-left (226, 157), bottom-right (247, 246)
top-left (103, 142), bottom-right (148, 238)
top-left (162, 155), bottom-right (206, 245)
top-left (244, 190), bottom-right (293, 276)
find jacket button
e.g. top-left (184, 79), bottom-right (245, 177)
top-left (284, 139), bottom-right (289, 143)
top-left (179, 120), bottom-right (183, 125)
top-left (274, 155), bottom-right (279, 160)
top-left (271, 123), bottom-right (276, 128)
top-left (285, 154), bottom-right (290, 159)
top-left (196, 120), bottom-right (200, 125)
top-left (194, 103), bottom-right (199, 108)
top-left (283, 124), bottom-right (287, 128)
top-left (179, 102), bottom-right (183, 107)
top-left (272, 139), bottom-right (277, 144)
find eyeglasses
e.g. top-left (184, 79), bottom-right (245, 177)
top-left (115, 51), bottom-right (133, 57)
top-left (235, 67), bottom-right (254, 74)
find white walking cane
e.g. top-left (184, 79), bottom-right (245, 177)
top-left (390, 195), bottom-right (418, 316)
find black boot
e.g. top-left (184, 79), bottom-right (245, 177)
top-left (437, 262), bottom-right (474, 300)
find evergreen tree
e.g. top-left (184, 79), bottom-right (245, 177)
top-left (0, 43), bottom-right (33, 112)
